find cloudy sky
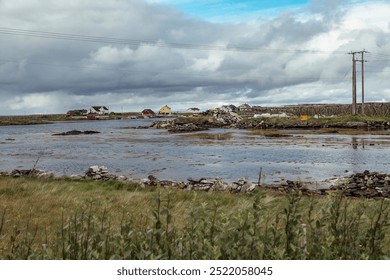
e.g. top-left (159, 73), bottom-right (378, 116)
top-left (0, 0), bottom-right (389, 115)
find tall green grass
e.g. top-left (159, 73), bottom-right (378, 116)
top-left (0, 177), bottom-right (388, 260)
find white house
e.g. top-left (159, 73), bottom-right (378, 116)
top-left (89, 106), bottom-right (109, 115)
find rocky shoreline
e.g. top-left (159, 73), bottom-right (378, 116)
top-left (2, 166), bottom-right (389, 199)
top-left (149, 110), bottom-right (390, 133)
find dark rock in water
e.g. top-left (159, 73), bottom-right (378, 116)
top-left (83, 130), bottom-right (100, 135)
top-left (52, 130), bottom-right (100, 136)
top-left (264, 133), bottom-right (293, 138)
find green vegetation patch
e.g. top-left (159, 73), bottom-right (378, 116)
top-left (0, 176), bottom-right (389, 260)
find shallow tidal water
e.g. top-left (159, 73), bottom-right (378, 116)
top-left (0, 119), bottom-right (389, 184)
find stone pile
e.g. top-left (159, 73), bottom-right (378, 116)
top-left (366, 121), bottom-right (390, 129)
top-left (150, 119), bottom-right (174, 129)
top-left (277, 180), bottom-right (309, 192)
top-left (330, 170), bottom-right (390, 198)
top-left (187, 177), bottom-right (230, 191)
top-left (168, 123), bottom-right (207, 133)
top-left (151, 119), bottom-right (210, 133)
top-left (84, 165), bottom-right (118, 181)
top-left (10, 169), bottom-right (52, 177)
top-left (230, 178), bottom-right (257, 193)
top-left (210, 110), bottom-right (243, 126)
top-left (150, 111), bottom-right (243, 133)
top-left (132, 174), bottom-right (257, 193)
top-left (139, 175), bottom-right (186, 189)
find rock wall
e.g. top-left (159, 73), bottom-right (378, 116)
top-left (330, 170), bottom-right (390, 198)
top-left (3, 166), bottom-right (390, 199)
top-left (253, 102), bottom-right (390, 117)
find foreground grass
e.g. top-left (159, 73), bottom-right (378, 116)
top-left (0, 176), bottom-right (389, 260)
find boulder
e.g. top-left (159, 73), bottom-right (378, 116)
top-left (85, 165), bottom-right (117, 180)
top-left (230, 177), bottom-right (257, 193)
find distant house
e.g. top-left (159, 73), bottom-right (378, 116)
top-left (141, 109), bottom-right (156, 117)
top-left (238, 104), bottom-right (252, 112)
top-left (159, 105), bottom-right (172, 116)
top-left (186, 107), bottom-right (200, 114)
top-left (89, 106), bottom-right (109, 115)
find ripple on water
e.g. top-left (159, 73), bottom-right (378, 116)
top-left (0, 120), bottom-right (389, 183)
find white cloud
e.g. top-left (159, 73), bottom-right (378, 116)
top-left (341, 2), bottom-right (390, 32)
top-left (191, 51), bottom-right (225, 72)
top-left (0, 0), bottom-right (389, 114)
top-left (5, 92), bottom-right (68, 113)
top-left (89, 46), bottom-right (134, 64)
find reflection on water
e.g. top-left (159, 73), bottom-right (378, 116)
top-left (0, 119), bottom-right (389, 183)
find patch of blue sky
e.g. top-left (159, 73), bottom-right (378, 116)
top-left (149, 0), bottom-right (310, 22)
top-left (148, 0), bottom-right (374, 22)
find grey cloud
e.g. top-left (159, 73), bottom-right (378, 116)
top-left (262, 14), bottom-right (328, 44)
top-left (0, 0), bottom-right (389, 114)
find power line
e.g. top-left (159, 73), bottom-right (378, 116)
top-left (0, 56), bottom-right (353, 84)
top-left (368, 52), bottom-right (390, 58)
top-left (0, 26), bottom-right (348, 55)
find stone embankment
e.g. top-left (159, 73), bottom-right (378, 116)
top-left (2, 166), bottom-right (389, 199)
top-left (235, 120), bottom-right (390, 130)
top-left (150, 110), bottom-right (243, 133)
top-left (329, 170), bottom-right (390, 199)
top-left (150, 111), bottom-right (390, 132)
top-left (83, 166), bottom-right (257, 193)
top-left (7, 169), bottom-right (53, 177)
top-left (2, 166), bottom-right (258, 194)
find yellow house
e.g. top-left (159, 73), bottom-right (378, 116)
top-left (159, 105), bottom-right (172, 116)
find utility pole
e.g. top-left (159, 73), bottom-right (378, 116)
top-left (359, 50), bottom-right (368, 114)
top-left (349, 51), bottom-right (357, 115)
top-left (349, 50), bottom-right (368, 115)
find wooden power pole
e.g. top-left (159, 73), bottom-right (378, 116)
top-left (359, 50), bottom-right (368, 114)
top-left (349, 51), bottom-right (357, 115)
top-left (349, 50), bottom-right (368, 115)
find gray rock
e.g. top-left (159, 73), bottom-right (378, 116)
top-left (88, 165), bottom-right (100, 173)
top-left (117, 175), bottom-right (128, 181)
